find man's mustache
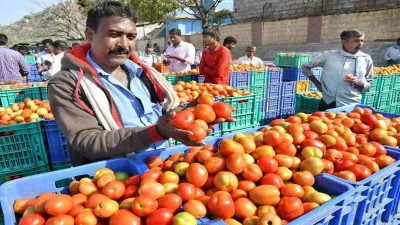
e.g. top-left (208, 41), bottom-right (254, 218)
top-left (109, 47), bottom-right (130, 54)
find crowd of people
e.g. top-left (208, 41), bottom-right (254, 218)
top-left (0, 1), bottom-right (399, 166)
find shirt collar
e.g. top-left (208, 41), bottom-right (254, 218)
top-left (86, 50), bottom-right (143, 77)
top-left (339, 48), bottom-right (367, 58)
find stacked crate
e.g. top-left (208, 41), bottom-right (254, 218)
top-left (362, 74), bottom-right (400, 112)
top-left (264, 68), bottom-right (283, 124)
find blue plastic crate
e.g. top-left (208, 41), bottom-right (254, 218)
top-left (229, 71), bottom-right (251, 88)
top-left (327, 104), bottom-right (400, 224)
top-left (264, 110), bottom-right (280, 124)
top-left (280, 106), bottom-right (295, 119)
top-left (27, 74), bottom-right (43, 82)
top-left (267, 68), bottom-right (283, 84)
top-left (196, 75), bottom-right (205, 83)
top-left (266, 97), bottom-right (280, 112)
top-left (282, 68), bottom-right (308, 81)
top-left (281, 95), bottom-right (296, 109)
top-left (42, 120), bottom-right (70, 164)
top-left (281, 81), bottom-right (296, 96)
top-left (267, 83), bottom-right (281, 98)
top-left (0, 158), bottom-right (143, 224)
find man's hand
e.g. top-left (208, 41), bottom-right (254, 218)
top-left (156, 112), bottom-right (206, 146)
top-left (346, 78), bottom-right (364, 91)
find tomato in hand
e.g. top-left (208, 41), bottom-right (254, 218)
top-left (207, 191), bottom-right (235, 219)
top-left (18, 214), bottom-right (45, 225)
top-left (172, 110), bottom-right (195, 129)
top-left (212, 102), bottom-right (232, 119)
top-left (187, 124), bottom-right (207, 142)
top-left (198, 94), bottom-right (215, 106)
top-left (194, 104), bottom-right (216, 123)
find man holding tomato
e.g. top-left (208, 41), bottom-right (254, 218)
top-left (47, 1), bottom-right (232, 166)
top-left (302, 29), bottom-right (374, 110)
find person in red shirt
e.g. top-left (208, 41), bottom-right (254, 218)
top-left (199, 30), bottom-right (231, 84)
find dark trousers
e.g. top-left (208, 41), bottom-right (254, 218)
top-left (318, 99), bottom-right (336, 111)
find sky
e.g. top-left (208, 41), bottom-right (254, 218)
top-left (0, 0), bottom-right (67, 26)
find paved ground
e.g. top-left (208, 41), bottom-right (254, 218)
top-left (231, 41), bottom-right (394, 66)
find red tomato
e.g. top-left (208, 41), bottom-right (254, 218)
top-left (196, 150), bottom-right (214, 164)
top-left (109, 209), bottom-right (141, 225)
top-left (258, 212), bottom-right (281, 225)
top-left (213, 171), bottom-right (238, 192)
top-left (102, 181), bottom-right (126, 200)
top-left (187, 124), bottom-right (207, 142)
top-left (146, 156), bottom-right (164, 169)
top-left (212, 102), bottom-right (232, 119)
top-left (280, 184), bottom-right (304, 198)
top-left (176, 183), bottom-right (197, 202)
top-left (260, 173), bottom-right (284, 189)
top-left (322, 159), bottom-right (334, 174)
top-left (34, 192), bottom-right (55, 214)
top-left (172, 110), bottom-right (195, 129)
top-left (19, 214), bottom-right (45, 225)
top-left (263, 131), bottom-right (283, 147)
top-left (230, 189), bottom-right (247, 200)
top-left (157, 193), bottom-right (183, 213)
top-left (302, 139), bottom-right (326, 152)
top-left (146, 208), bottom-right (174, 225)
top-left (376, 155), bottom-right (396, 168)
top-left (292, 171), bottom-right (315, 186)
top-left (347, 164), bottom-right (371, 181)
top-left (141, 170), bottom-right (162, 183)
top-left (370, 142), bottom-right (387, 157)
top-left (122, 185), bottom-right (139, 199)
top-left (183, 199), bottom-right (207, 218)
top-left (257, 156), bottom-right (278, 173)
top-left (67, 205), bottom-right (85, 217)
top-left (45, 215), bottom-right (74, 225)
top-left (204, 157), bottom-right (226, 174)
top-left (226, 153), bottom-right (247, 174)
top-left (207, 191), bottom-right (235, 219)
top-left (198, 94), bottom-right (215, 106)
top-left (304, 131), bottom-right (319, 139)
top-left (86, 194), bottom-right (109, 208)
top-left (234, 198), bottom-right (257, 220)
top-left (277, 197), bottom-right (304, 221)
top-left (186, 163), bottom-right (208, 187)
top-left (241, 164), bottom-right (263, 182)
top-left (238, 180), bottom-right (256, 194)
top-left (333, 170), bottom-right (357, 182)
top-left (194, 104), bottom-right (216, 123)
top-left (44, 194), bottom-right (73, 216)
top-left (138, 182), bottom-right (166, 200)
top-left (360, 113), bottom-right (377, 126)
top-left (124, 175), bottom-right (141, 187)
top-left (132, 195), bottom-right (158, 217)
top-left (335, 160), bottom-right (355, 172)
top-left (249, 185), bottom-right (280, 206)
top-left (75, 208), bottom-right (97, 225)
top-left (325, 149), bottom-right (343, 162)
top-left (275, 143), bottom-right (297, 157)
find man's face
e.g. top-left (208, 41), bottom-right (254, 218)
top-left (226, 43), bottom-right (235, 50)
top-left (342, 35), bottom-right (364, 54)
top-left (247, 48), bottom-right (256, 57)
top-left (43, 43), bottom-right (54, 54)
top-left (169, 34), bottom-right (181, 46)
top-left (85, 16), bottom-right (137, 68)
top-left (202, 35), bottom-right (214, 47)
top-left (145, 48), bottom-right (153, 55)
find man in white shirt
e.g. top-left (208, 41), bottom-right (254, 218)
top-left (139, 46), bottom-right (156, 67)
top-left (164, 28), bottom-right (195, 72)
top-left (37, 39), bottom-right (55, 68)
top-left (42, 40), bottom-right (67, 80)
top-left (302, 29), bottom-right (374, 110)
top-left (384, 38), bottom-right (400, 65)
top-left (236, 46), bottom-right (264, 66)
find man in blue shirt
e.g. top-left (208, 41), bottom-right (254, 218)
top-left (47, 1), bottom-right (232, 166)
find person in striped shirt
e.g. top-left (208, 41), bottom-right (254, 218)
top-left (0, 34), bottom-right (30, 83)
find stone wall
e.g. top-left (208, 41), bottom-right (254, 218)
top-left (233, 0), bottom-right (400, 23)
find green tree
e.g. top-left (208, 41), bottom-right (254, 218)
top-left (77, 0), bottom-right (178, 24)
top-left (174, 0), bottom-right (225, 28)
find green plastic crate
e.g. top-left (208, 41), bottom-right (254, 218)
top-left (220, 95), bottom-right (260, 134)
top-left (0, 86), bottom-right (40, 107)
top-left (376, 91), bottom-right (391, 108)
top-left (250, 70), bottom-right (268, 86)
top-left (0, 122), bottom-right (49, 176)
top-left (275, 53), bottom-right (311, 68)
top-left (250, 86), bottom-right (267, 99)
top-left (361, 92), bottom-right (378, 107)
top-left (34, 82), bottom-right (48, 100)
top-left (391, 74), bottom-right (400, 90)
top-left (23, 55), bottom-right (36, 65)
top-left (165, 76), bottom-right (178, 85)
top-left (295, 93), bottom-right (321, 114)
top-left (0, 165), bottom-right (49, 184)
top-left (376, 75), bottom-right (392, 91)
top-left (51, 162), bottom-right (73, 187)
top-left (391, 90), bottom-right (400, 105)
top-left (397, 104), bottom-right (400, 115)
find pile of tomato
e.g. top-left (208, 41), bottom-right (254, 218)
top-left (13, 106), bottom-right (399, 225)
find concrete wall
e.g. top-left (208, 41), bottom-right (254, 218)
top-left (234, 0), bottom-right (400, 23)
top-left (219, 23), bottom-right (252, 46)
top-left (262, 18), bottom-right (308, 45)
